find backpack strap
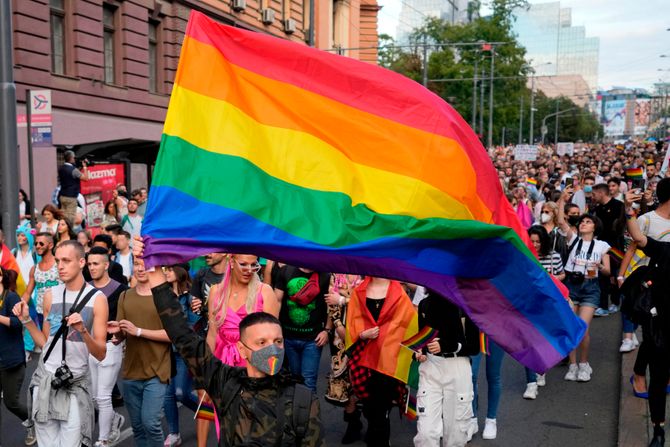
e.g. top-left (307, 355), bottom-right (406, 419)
top-left (291, 383), bottom-right (313, 443)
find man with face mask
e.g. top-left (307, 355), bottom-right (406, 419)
top-left (132, 238), bottom-right (324, 446)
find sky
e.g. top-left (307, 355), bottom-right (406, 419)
top-left (377, 0), bottom-right (670, 92)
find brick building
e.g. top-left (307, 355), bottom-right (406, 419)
top-left (11, 0), bottom-right (379, 208)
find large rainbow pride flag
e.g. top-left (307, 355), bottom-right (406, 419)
top-left (142, 11), bottom-right (586, 372)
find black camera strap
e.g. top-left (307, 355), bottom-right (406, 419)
top-left (43, 284), bottom-right (99, 364)
top-left (569, 237), bottom-right (596, 273)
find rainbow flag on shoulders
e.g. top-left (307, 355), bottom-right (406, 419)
top-left (142, 11), bottom-right (586, 373)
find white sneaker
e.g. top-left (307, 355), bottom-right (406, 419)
top-left (577, 362), bottom-right (592, 382)
top-left (536, 373), bottom-right (546, 387)
top-left (108, 413), bottom-right (125, 444)
top-left (608, 304), bottom-right (619, 313)
top-left (482, 418), bottom-right (497, 440)
top-left (620, 338), bottom-right (636, 353)
top-left (564, 363), bottom-right (578, 381)
top-left (523, 382), bottom-right (538, 399)
top-left (633, 333), bottom-right (640, 347)
top-left (164, 433), bottom-right (182, 447)
top-left (467, 417), bottom-right (478, 441)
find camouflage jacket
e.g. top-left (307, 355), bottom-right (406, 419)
top-left (152, 283), bottom-right (325, 447)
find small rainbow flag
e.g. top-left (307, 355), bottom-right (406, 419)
top-left (194, 398), bottom-right (215, 421)
top-left (625, 167), bottom-right (644, 179)
top-left (609, 247), bottom-right (624, 261)
top-left (401, 326), bottom-right (438, 351)
top-left (142, 11), bottom-right (586, 373)
top-left (527, 178), bottom-right (537, 186)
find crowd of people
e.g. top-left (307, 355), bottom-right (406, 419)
top-left (0, 140), bottom-right (668, 447)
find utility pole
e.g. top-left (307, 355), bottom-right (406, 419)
top-left (479, 68), bottom-right (485, 139)
top-left (502, 126), bottom-right (506, 147)
top-left (554, 99), bottom-right (559, 146)
top-left (518, 96), bottom-right (524, 144)
top-left (422, 36), bottom-right (429, 87)
top-left (0, 0), bottom-right (19, 248)
top-left (529, 75), bottom-right (536, 144)
top-left (471, 56), bottom-right (478, 129)
top-left (487, 48), bottom-right (495, 148)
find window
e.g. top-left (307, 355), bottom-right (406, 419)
top-left (103, 5), bottom-right (116, 84)
top-left (148, 21), bottom-right (159, 93)
top-left (50, 0), bottom-right (66, 74)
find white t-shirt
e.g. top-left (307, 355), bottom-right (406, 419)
top-left (629, 211), bottom-right (670, 270)
top-left (116, 252), bottom-right (132, 279)
top-left (565, 233), bottom-right (610, 278)
top-left (43, 283), bottom-right (104, 378)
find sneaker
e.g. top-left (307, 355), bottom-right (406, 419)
top-left (24, 423), bottom-right (36, 446)
top-left (594, 308), bottom-right (609, 317)
top-left (164, 433), bottom-right (182, 447)
top-left (523, 382), bottom-right (538, 399)
top-left (564, 363), bottom-right (578, 381)
top-left (633, 333), bottom-right (640, 347)
top-left (94, 441), bottom-right (111, 447)
top-left (620, 338), bottom-right (636, 353)
top-left (467, 417), bottom-right (478, 441)
top-left (482, 418), bottom-right (497, 440)
top-left (536, 374), bottom-right (546, 387)
top-left (608, 304), bottom-right (619, 313)
top-left (108, 413), bottom-right (125, 444)
top-left (577, 362), bottom-right (592, 382)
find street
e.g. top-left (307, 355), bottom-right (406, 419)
top-left (0, 314), bottom-right (621, 446)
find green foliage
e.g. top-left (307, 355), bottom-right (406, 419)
top-left (379, 0), bottom-right (602, 145)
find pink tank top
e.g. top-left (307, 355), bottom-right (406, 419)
top-left (213, 288), bottom-right (264, 366)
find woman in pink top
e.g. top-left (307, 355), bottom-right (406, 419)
top-left (206, 254), bottom-right (280, 366)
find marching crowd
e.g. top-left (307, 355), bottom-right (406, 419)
top-left (0, 141), bottom-right (669, 447)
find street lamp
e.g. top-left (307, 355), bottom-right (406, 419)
top-left (541, 107), bottom-right (577, 144)
top-left (528, 62), bottom-right (553, 144)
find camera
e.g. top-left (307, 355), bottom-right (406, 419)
top-left (566, 271), bottom-right (585, 285)
top-left (51, 362), bottom-right (74, 390)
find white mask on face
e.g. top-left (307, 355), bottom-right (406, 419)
top-left (540, 212), bottom-right (552, 224)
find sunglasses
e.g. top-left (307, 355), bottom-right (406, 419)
top-left (34, 242), bottom-right (46, 247)
top-left (235, 260), bottom-right (261, 273)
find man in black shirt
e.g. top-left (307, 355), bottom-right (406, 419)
top-left (413, 288), bottom-right (480, 447)
top-left (593, 183), bottom-right (625, 314)
top-left (274, 266), bottom-right (331, 392)
top-left (626, 191), bottom-right (670, 447)
top-left (83, 234), bottom-right (127, 285)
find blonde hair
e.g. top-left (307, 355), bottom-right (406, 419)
top-left (211, 255), bottom-right (261, 328)
top-left (542, 201), bottom-right (560, 226)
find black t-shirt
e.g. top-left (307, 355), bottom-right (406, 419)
top-left (594, 198), bottom-right (625, 250)
top-left (190, 268), bottom-right (225, 309)
top-left (641, 237), bottom-right (670, 322)
top-left (418, 290), bottom-right (480, 356)
top-left (275, 267), bottom-right (329, 340)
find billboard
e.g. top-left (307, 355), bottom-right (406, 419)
top-left (80, 164), bottom-right (125, 228)
top-left (634, 99), bottom-right (651, 136)
top-left (603, 100), bottom-right (627, 137)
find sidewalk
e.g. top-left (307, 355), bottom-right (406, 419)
top-left (618, 331), bottom-right (669, 446)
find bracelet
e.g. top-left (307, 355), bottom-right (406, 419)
top-left (136, 328), bottom-right (142, 338)
top-left (20, 317), bottom-right (32, 325)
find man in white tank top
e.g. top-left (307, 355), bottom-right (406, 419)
top-left (14, 240), bottom-right (108, 447)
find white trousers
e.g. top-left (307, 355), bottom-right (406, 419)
top-left (32, 386), bottom-right (81, 447)
top-left (89, 341), bottom-right (124, 441)
top-left (413, 355), bottom-right (475, 447)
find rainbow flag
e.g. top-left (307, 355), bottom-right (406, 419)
top-left (0, 244), bottom-right (26, 295)
top-left (194, 399), bottom-right (215, 422)
top-left (401, 326), bottom-right (438, 351)
top-left (526, 178), bottom-right (537, 186)
top-left (142, 11), bottom-right (586, 373)
top-left (609, 247), bottom-right (625, 262)
top-left (625, 167), bottom-right (644, 179)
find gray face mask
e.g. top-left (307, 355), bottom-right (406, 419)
top-left (242, 342), bottom-right (284, 376)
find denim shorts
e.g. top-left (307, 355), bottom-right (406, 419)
top-left (565, 277), bottom-right (600, 308)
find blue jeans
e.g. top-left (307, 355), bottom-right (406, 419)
top-left (525, 366), bottom-right (538, 384)
top-left (122, 377), bottom-right (167, 447)
top-left (471, 340), bottom-right (504, 419)
top-left (163, 354), bottom-right (199, 435)
top-left (284, 338), bottom-right (322, 392)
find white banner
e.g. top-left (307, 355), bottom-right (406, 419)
top-left (514, 144), bottom-right (538, 161)
top-left (556, 142), bottom-right (574, 156)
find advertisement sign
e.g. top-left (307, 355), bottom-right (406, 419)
top-left (634, 99), bottom-right (651, 136)
top-left (603, 100), bottom-right (627, 137)
top-left (514, 144), bottom-right (538, 161)
top-left (80, 164), bottom-right (125, 228)
top-left (556, 142), bottom-right (574, 156)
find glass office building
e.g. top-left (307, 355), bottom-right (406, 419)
top-left (395, 0), bottom-right (476, 43)
top-left (512, 2), bottom-right (599, 93)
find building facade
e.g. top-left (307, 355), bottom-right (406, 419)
top-left (512, 1), bottom-right (599, 94)
top-left (11, 0), bottom-right (379, 208)
top-left (395, 0), bottom-right (477, 43)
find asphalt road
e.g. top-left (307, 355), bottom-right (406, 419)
top-left (1, 314), bottom-right (621, 446)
